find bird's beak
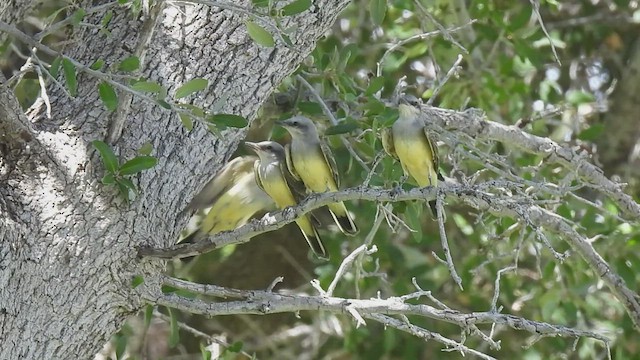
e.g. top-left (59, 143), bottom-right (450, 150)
top-left (275, 120), bottom-right (287, 127)
top-left (244, 142), bottom-right (260, 153)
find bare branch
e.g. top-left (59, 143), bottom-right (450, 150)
top-left (140, 275), bottom-right (611, 347)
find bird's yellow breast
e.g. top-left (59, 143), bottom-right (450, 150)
top-left (293, 154), bottom-right (336, 192)
top-left (262, 174), bottom-right (297, 209)
top-left (393, 135), bottom-right (437, 187)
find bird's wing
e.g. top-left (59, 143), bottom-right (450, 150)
top-left (253, 159), bottom-right (266, 193)
top-left (422, 125), bottom-right (443, 180)
top-left (284, 143), bottom-right (301, 181)
top-left (381, 127), bottom-right (398, 161)
top-left (319, 139), bottom-right (340, 188)
top-left (185, 156), bottom-right (253, 211)
top-left (280, 160), bottom-right (309, 202)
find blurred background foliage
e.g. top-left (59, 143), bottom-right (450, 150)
top-left (3, 0), bottom-right (640, 359)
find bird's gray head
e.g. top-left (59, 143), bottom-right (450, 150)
top-left (244, 141), bottom-right (285, 162)
top-left (277, 116), bottom-right (319, 139)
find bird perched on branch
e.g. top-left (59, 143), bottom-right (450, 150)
top-left (178, 155), bottom-right (275, 244)
top-left (381, 99), bottom-right (444, 217)
top-left (278, 116), bottom-right (358, 236)
top-left (245, 141), bottom-right (328, 260)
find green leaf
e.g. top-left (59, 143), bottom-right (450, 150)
top-left (369, 0), bottom-right (386, 26)
top-left (324, 120), bottom-right (360, 135)
top-left (577, 124), bottom-right (604, 141)
top-left (282, 0), bottom-right (311, 16)
top-left (168, 308), bottom-right (180, 348)
top-left (179, 113), bottom-right (194, 131)
top-left (161, 285), bottom-right (178, 293)
top-left (62, 58), bottom-right (77, 96)
top-left (114, 332), bottom-right (127, 360)
top-left (365, 76), bottom-right (385, 96)
top-left (49, 57), bottom-right (62, 78)
top-left (131, 275), bottom-right (144, 288)
top-left (297, 101), bottom-right (323, 115)
top-left (115, 179), bottom-right (131, 203)
top-left (102, 173), bottom-right (115, 185)
top-left (209, 114), bottom-right (248, 128)
top-left (101, 10), bottom-right (114, 28)
top-left (118, 56), bottom-right (140, 72)
top-left (70, 8), bottom-right (86, 26)
top-left (89, 59), bottom-right (105, 70)
top-left (246, 21), bottom-right (275, 47)
top-left (157, 99), bottom-right (172, 109)
top-left (92, 140), bottom-right (119, 173)
top-left (227, 341), bottom-right (244, 353)
top-left (144, 304), bottom-right (154, 329)
top-left (566, 90), bottom-right (595, 105)
top-left (119, 156), bottom-right (158, 175)
top-left (117, 177), bottom-right (137, 193)
top-left (175, 78), bottom-right (209, 99)
top-left (138, 142), bottom-right (153, 156)
top-left (98, 82), bottom-right (118, 111)
top-left (176, 103), bottom-right (206, 117)
top-left (131, 80), bottom-right (166, 96)
top-left (251, 0), bottom-right (269, 7)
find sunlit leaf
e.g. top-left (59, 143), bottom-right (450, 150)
top-left (62, 58), bottom-right (77, 96)
top-left (325, 120), bottom-right (360, 135)
top-left (209, 114), bottom-right (248, 128)
top-left (119, 156), bottom-right (158, 175)
top-left (175, 78), bottom-right (209, 99)
top-left (369, 0), bottom-right (386, 26)
top-left (98, 82), bottom-right (118, 111)
top-left (168, 308), bottom-right (180, 348)
top-left (282, 0), bottom-right (311, 16)
top-left (118, 56), bottom-right (140, 72)
top-left (92, 140), bottom-right (118, 173)
top-left (245, 21), bottom-right (275, 47)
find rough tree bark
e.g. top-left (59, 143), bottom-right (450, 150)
top-left (0, 0), bottom-right (350, 358)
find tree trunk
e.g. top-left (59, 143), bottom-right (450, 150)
top-left (0, 1), bottom-right (350, 358)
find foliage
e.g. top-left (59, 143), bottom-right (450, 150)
top-left (2, 0), bottom-right (640, 359)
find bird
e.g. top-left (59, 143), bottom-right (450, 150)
top-left (277, 116), bottom-right (358, 235)
top-left (245, 140), bottom-right (328, 260)
top-left (381, 99), bottom-right (444, 217)
top-left (178, 155), bottom-right (275, 243)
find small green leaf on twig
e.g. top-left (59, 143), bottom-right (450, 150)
top-left (175, 78), bottom-right (209, 99)
top-left (62, 58), bottom-right (77, 96)
top-left (246, 21), bottom-right (275, 47)
top-left (118, 56), bottom-right (140, 72)
top-left (98, 82), bottom-right (118, 111)
top-left (119, 156), bottom-right (158, 175)
top-left (92, 140), bottom-right (119, 173)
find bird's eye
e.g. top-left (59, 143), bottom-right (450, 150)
top-left (292, 121), bottom-right (298, 126)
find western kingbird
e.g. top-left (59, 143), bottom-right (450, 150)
top-left (381, 102), bottom-right (443, 217)
top-left (245, 141), bottom-right (328, 260)
top-left (278, 116), bottom-right (358, 235)
top-left (178, 155), bottom-right (275, 243)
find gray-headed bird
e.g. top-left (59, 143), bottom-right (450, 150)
top-left (278, 116), bottom-right (358, 236)
top-left (381, 101), bottom-right (443, 217)
top-left (245, 141), bottom-right (328, 260)
top-left (178, 156), bottom-right (275, 243)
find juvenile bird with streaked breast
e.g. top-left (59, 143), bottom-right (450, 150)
top-left (381, 99), bottom-right (444, 217)
top-left (278, 116), bottom-right (359, 236)
top-left (245, 141), bottom-right (328, 260)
